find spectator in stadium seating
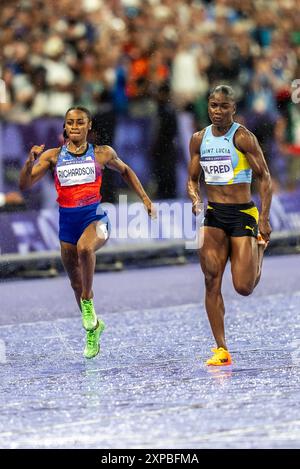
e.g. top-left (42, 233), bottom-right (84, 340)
top-left (90, 90), bottom-right (117, 203)
top-left (151, 82), bottom-right (178, 199)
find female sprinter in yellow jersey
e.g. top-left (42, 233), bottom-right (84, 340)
top-left (187, 85), bottom-right (272, 366)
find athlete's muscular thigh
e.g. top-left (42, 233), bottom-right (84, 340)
top-left (199, 227), bottom-right (229, 287)
top-left (77, 221), bottom-right (108, 253)
top-left (230, 236), bottom-right (258, 294)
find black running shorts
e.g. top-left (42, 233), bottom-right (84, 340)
top-left (204, 201), bottom-right (259, 237)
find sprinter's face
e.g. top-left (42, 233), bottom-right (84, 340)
top-left (208, 92), bottom-right (236, 127)
top-left (64, 110), bottom-right (91, 142)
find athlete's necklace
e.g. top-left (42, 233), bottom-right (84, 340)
top-left (67, 142), bottom-right (87, 153)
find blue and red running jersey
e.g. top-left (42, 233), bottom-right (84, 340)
top-left (54, 144), bottom-right (102, 208)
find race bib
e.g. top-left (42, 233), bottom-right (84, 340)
top-left (201, 156), bottom-right (234, 184)
top-left (57, 162), bottom-right (96, 186)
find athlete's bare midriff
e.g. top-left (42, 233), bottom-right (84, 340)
top-left (206, 183), bottom-right (252, 204)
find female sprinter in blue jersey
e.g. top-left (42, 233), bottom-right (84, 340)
top-left (187, 85), bottom-right (272, 366)
top-left (20, 106), bottom-right (156, 359)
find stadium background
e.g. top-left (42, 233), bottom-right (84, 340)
top-left (1, 0), bottom-right (300, 272)
top-left (1, 0), bottom-right (300, 271)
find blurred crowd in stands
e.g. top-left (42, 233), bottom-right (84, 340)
top-left (1, 0), bottom-right (300, 202)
